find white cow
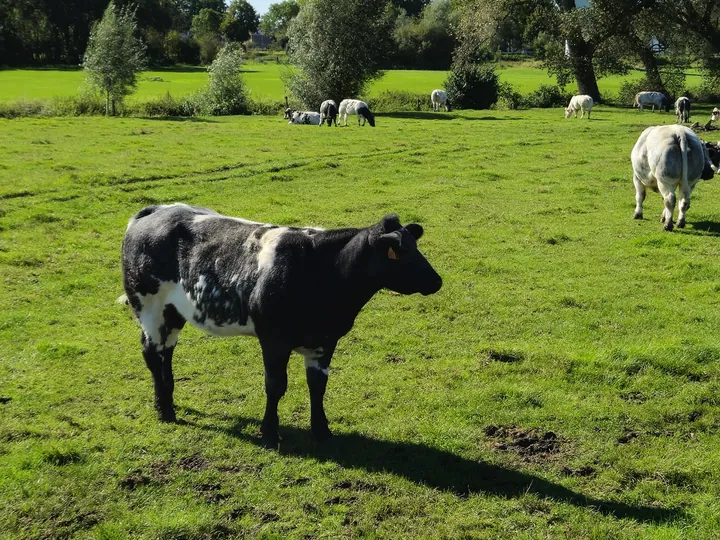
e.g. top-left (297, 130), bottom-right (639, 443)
top-left (564, 95), bottom-right (593, 119)
top-left (338, 99), bottom-right (375, 127)
top-left (631, 125), bottom-right (718, 231)
top-left (431, 89), bottom-right (451, 112)
top-left (289, 111), bottom-right (321, 125)
top-left (319, 100), bottom-right (338, 127)
top-left (674, 97), bottom-right (691, 123)
top-left (634, 91), bottom-right (669, 112)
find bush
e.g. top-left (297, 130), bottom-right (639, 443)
top-left (495, 82), bottom-right (523, 110)
top-left (444, 62), bottom-right (498, 110)
top-left (195, 44), bottom-right (249, 115)
top-left (138, 92), bottom-right (198, 117)
top-left (367, 91), bottom-right (433, 113)
top-left (688, 78), bottom-right (720, 104)
top-left (523, 84), bottom-right (571, 109)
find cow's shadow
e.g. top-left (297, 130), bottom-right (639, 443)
top-left (185, 411), bottom-right (682, 524)
top-left (688, 220), bottom-right (720, 236)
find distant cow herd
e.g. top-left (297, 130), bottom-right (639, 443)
top-left (118, 84), bottom-right (720, 447)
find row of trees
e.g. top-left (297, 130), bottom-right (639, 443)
top-left (1, 0), bottom-right (261, 66)
top-left (1, 0), bottom-right (458, 69)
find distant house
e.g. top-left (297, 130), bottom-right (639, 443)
top-left (250, 31), bottom-right (273, 49)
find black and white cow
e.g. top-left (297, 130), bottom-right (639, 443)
top-left (319, 99), bottom-right (338, 127)
top-left (289, 111), bottom-right (321, 125)
top-left (631, 125), bottom-right (719, 231)
top-left (121, 204), bottom-right (442, 447)
top-left (339, 99), bottom-right (375, 127)
top-left (283, 107), bottom-right (295, 120)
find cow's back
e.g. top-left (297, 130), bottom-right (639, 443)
top-left (633, 125), bottom-right (706, 184)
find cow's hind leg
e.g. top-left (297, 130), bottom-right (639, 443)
top-left (302, 342), bottom-right (336, 441)
top-left (259, 340), bottom-right (291, 448)
top-left (658, 184), bottom-right (676, 231)
top-left (677, 185), bottom-right (691, 228)
top-left (139, 304), bottom-right (186, 422)
top-left (633, 176), bottom-right (646, 219)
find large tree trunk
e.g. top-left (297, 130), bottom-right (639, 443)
top-left (567, 38), bottom-right (601, 102)
top-left (559, 0), bottom-right (601, 102)
top-left (637, 44), bottom-right (667, 96)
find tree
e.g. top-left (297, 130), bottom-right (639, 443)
top-left (191, 7), bottom-right (222, 63)
top-left (259, 0), bottom-right (300, 46)
top-left (392, 0), bottom-right (457, 69)
top-left (221, 0), bottom-right (260, 43)
top-left (198, 43), bottom-right (248, 114)
top-left (83, 2), bottom-right (146, 116)
top-left (285, 0), bottom-right (394, 107)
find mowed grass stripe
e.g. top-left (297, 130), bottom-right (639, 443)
top-left (2, 108), bottom-right (720, 537)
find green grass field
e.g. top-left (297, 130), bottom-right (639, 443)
top-left (3, 108), bottom-right (720, 538)
top-left (0, 63), bottom-right (705, 104)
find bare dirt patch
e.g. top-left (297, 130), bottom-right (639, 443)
top-left (484, 425), bottom-right (563, 462)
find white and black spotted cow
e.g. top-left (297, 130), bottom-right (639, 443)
top-left (289, 111), bottom-right (321, 125)
top-left (339, 99), bottom-right (375, 127)
top-left (319, 100), bottom-right (338, 126)
top-left (121, 204), bottom-right (442, 447)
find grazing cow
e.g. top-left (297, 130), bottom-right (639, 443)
top-left (564, 95), bottom-right (593, 119)
top-left (675, 97), bottom-right (691, 123)
top-left (121, 204), bottom-right (442, 447)
top-left (431, 89), bottom-right (452, 112)
top-left (283, 107), bottom-right (295, 120)
top-left (289, 111), bottom-right (321, 125)
top-left (339, 99), bottom-right (375, 127)
top-left (631, 125), bottom-right (719, 231)
top-left (711, 107), bottom-right (720, 122)
top-left (319, 100), bottom-right (338, 127)
top-left (634, 91), bottom-right (670, 112)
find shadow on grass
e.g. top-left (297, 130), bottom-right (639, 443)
top-left (375, 111), bottom-right (517, 121)
top-left (139, 116), bottom-right (218, 123)
top-left (186, 411), bottom-right (683, 524)
top-left (687, 220), bottom-right (720, 236)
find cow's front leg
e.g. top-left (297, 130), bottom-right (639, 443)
top-left (303, 343), bottom-right (336, 441)
top-left (633, 176), bottom-right (646, 219)
top-left (677, 185), bottom-right (691, 228)
top-left (259, 341), bottom-right (291, 448)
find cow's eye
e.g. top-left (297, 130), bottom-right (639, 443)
top-left (388, 247), bottom-right (399, 260)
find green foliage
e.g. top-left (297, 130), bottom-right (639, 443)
top-left (221, 0), bottom-right (260, 43)
top-left (259, 0), bottom-right (300, 45)
top-left (191, 8), bottom-right (222, 64)
top-left (164, 30), bottom-right (182, 63)
top-left (366, 90), bottom-right (433, 112)
top-left (496, 81), bottom-right (523, 109)
top-left (82, 2), bottom-right (147, 116)
top-left (285, 0), bottom-right (394, 107)
top-left (444, 62), bottom-right (499, 109)
top-left (391, 0), bottom-right (457, 69)
top-left (195, 44), bottom-right (248, 115)
top-left (523, 84), bottom-right (571, 108)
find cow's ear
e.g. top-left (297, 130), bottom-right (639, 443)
top-left (405, 223), bottom-right (424, 240)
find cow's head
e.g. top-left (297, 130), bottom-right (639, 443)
top-left (368, 214), bottom-right (442, 296)
top-left (284, 107), bottom-right (295, 120)
top-left (446, 99), bottom-right (453, 112)
top-left (564, 107), bottom-right (572, 118)
top-left (712, 108), bottom-right (720, 122)
top-left (358, 106), bottom-right (376, 127)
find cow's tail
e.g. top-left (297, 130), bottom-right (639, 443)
top-left (679, 132), bottom-right (690, 195)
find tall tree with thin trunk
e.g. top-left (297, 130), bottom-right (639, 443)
top-left (83, 2), bottom-right (146, 116)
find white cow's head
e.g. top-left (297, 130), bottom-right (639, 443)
top-left (712, 107), bottom-right (720, 122)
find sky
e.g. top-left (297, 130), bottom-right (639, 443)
top-left (244, 0), bottom-right (273, 16)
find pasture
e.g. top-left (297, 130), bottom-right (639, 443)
top-left (2, 107), bottom-right (720, 538)
top-left (0, 63), bottom-right (688, 103)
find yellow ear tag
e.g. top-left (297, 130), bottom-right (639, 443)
top-left (388, 247), bottom-right (399, 260)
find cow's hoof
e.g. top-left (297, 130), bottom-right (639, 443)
top-left (158, 409), bottom-right (177, 423)
top-left (677, 220), bottom-right (686, 228)
top-left (261, 433), bottom-right (280, 449)
top-left (312, 426), bottom-right (333, 442)
top-left (664, 222), bottom-right (674, 232)
top-left (633, 213), bottom-right (643, 220)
